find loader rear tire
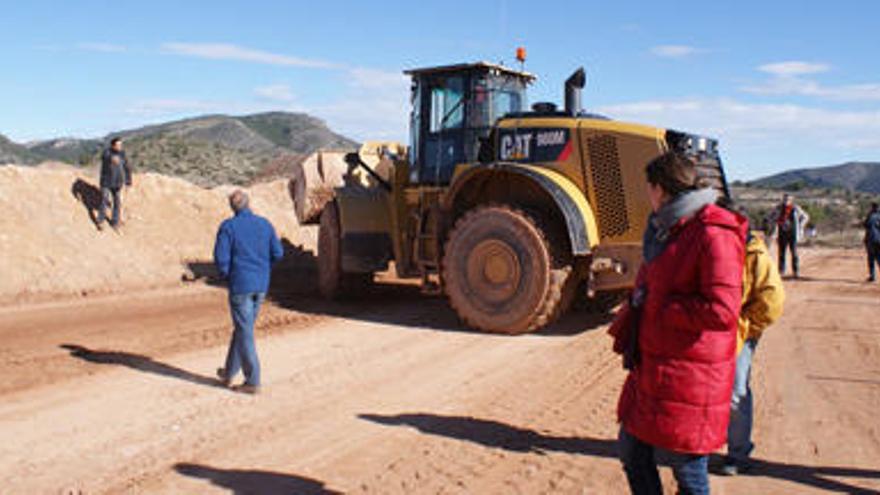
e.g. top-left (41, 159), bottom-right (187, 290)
top-left (318, 201), bottom-right (373, 299)
top-left (442, 205), bottom-right (571, 334)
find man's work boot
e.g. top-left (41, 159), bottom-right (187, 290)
top-left (216, 368), bottom-right (232, 388)
top-left (233, 384), bottom-right (259, 395)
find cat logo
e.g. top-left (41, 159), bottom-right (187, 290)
top-left (498, 128), bottom-right (571, 163)
top-left (500, 133), bottom-right (533, 160)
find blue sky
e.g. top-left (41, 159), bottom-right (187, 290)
top-left (1, 0), bottom-right (879, 179)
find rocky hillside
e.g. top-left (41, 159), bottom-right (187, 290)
top-left (26, 138), bottom-right (102, 165)
top-left (0, 133), bottom-right (42, 165)
top-left (750, 161), bottom-right (880, 194)
top-left (13, 112), bottom-right (358, 187)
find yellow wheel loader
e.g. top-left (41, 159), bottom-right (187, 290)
top-left (290, 61), bottom-right (729, 334)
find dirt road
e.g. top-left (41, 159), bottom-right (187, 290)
top-left (1, 248), bottom-right (878, 494)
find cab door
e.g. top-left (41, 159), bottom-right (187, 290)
top-left (419, 75), bottom-right (466, 185)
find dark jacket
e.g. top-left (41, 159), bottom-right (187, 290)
top-left (100, 148), bottom-right (132, 189)
top-left (864, 211), bottom-right (880, 245)
top-left (213, 209), bottom-right (284, 295)
top-left (609, 204), bottom-right (747, 454)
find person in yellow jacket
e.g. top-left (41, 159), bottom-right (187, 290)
top-left (720, 227), bottom-right (785, 475)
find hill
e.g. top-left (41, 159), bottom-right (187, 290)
top-left (17, 112), bottom-right (358, 186)
top-left (0, 133), bottom-right (42, 165)
top-left (750, 161), bottom-right (880, 193)
top-left (26, 138), bottom-right (103, 165)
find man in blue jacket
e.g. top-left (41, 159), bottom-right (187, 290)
top-left (214, 190), bottom-right (284, 394)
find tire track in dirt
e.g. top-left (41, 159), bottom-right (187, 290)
top-left (351, 324), bottom-right (626, 495)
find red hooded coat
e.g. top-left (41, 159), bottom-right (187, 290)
top-left (610, 203), bottom-right (747, 454)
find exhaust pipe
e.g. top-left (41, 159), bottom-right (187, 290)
top-left (564, 67), bottom-right (586, 117)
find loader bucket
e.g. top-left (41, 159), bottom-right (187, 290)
top-left (289, 142), bottom-right (405, 225)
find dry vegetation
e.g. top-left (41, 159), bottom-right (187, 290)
top-left (732, 184), bottom-right (879, 247)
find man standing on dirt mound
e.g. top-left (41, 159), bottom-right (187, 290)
top-left (97, 137), bottom-right (132, 231)
top-left (767, 194), bottom-right (809, 279)
top-left (214, 190), bottom-right (284, 394)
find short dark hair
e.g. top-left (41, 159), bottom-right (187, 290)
top-left (110, 137), bottom-right (122, 146)
top-left (872, 202), bottom-right (879, 211)
top-left (645, 151), bottom-right (697, 197)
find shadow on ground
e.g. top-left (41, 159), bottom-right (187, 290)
top-left (360, 412), bottom-right (880, 493)
top-left (359, 412), bottom-right (617, 456)
top-left (71, 178), bottom-right (102, 228)
top-left (60, 344), bottom-right (223, 389)
top-left (788, 274), bottom-right (871, 286)
top-left (710, 454), bottom-right (880, 494)
top-left (174, 463), bottom-right (340, 495)
top-left (185, 238), bottom-right (614, 336)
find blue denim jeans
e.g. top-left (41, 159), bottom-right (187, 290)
top-left (224, 292), bottom-right (264, 386)
top-left (727, 338), bottom-right (757, 464)
top-left (618, 427), bottom-right (710, 495)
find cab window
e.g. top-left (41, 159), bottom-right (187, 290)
top-left (429, 77), bottom-right (464, 132)
top-left (493, 91), bottom-right (522, 121)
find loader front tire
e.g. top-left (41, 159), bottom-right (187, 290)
top-left (442, 205), bottom-right (571, 334)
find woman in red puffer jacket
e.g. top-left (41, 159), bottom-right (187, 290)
top-left (609, 151), bottom-right (747, 495)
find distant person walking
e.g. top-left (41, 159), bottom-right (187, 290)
top-left (97, 137), bottom-right (132, 230)
top-left (609, 152), bottom-right (746, 495)
top-left (863, 202), bottom-right (880, 282)
top-left (767, 194), bottom-right (809, 279)
top-left (716, 206), bottom-right (785, 476)
top-left (214, 190), bottom-right (284, 394)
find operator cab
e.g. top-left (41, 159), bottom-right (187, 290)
top-left (405, 62), bottom-right (535, 185)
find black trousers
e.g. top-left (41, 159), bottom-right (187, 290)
top-left (867, 242), bottom-right (880, 280)
top-left (97, 187), bottom-right (121, 227)
top-left (778, 232), bottom-right (798, 276)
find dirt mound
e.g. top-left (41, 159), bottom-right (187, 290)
top-left (0, 164), bottom-right (316, 301)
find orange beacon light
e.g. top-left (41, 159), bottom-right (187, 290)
top-left (516, 46), bottom-right (527, 63)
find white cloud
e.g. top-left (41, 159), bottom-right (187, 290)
top-left (598, 97), bottom-right (880, 151)
top-left (743, 61), bottom-right (880, 101)
top-left (77, 42), bottom-right (127, 53)
top-left (758, 61), bottom-right (830, 77)
top-left (254, 84), bottom-right (295, 102)
top-left (598, 96), bottom-right (880, 177)
top-left (743, 79), bottom-right (880, 101)
top-left (161, 42), bottom-right (338, 69)
top-left (305, 68), bottom-right (409, 142)
top-left (348, 67), bottom-right (408, 91)
top-left (650, 45), bottom-right (701, 59)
